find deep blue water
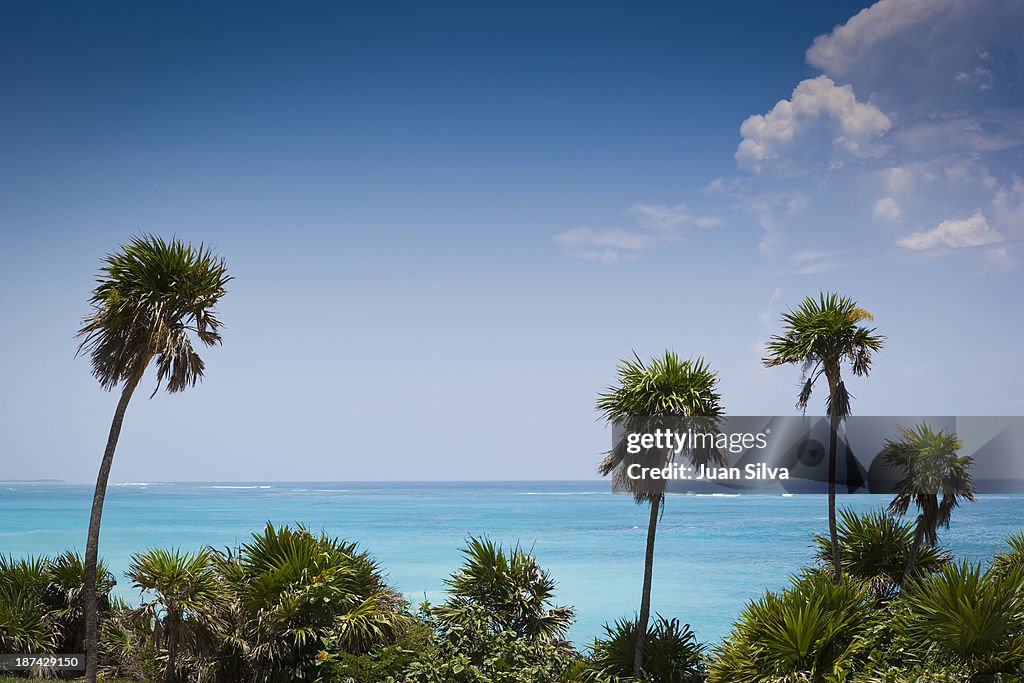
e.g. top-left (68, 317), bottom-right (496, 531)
top-left (1, 481), bottom-right (1021, 644)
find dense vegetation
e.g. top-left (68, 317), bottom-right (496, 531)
top-left (3, 512), bottom-right (1024, 682)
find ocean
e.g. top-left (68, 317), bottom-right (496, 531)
top-left (1, 481), bottom-right (1021, 645)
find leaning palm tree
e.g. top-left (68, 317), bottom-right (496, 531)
top-left (597, 350), bottom-right (724, 678)
top-left (127, 548), bottom-right (224, 683)
top-left (77, 235), bottom-right (230, 683)
top-left (880, 422), bottom-right (976, 587)
top-left (762, 292), bottom-right (884, 582)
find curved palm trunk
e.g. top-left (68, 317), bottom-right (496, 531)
top-left (633, 494), bottom-right (661, 679)
top-left (84, 371), bottom-right (143, 683)
top-left (827, 413), bottom-right (841, 583)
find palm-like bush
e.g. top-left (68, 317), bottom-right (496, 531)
top-left (77, 235), bottom-right (230, 683)
top-left (708, 572), bottom-right (873, 682)
top-left (127, 548), bottom-right (224, 683)
top-left (762, 292), bottom-right (884, 581)
top-left (897, 561), bottom-right (1024, 676)
top-left (584, 616), bottom-right (704, 683)
top-left (991, 531), bottom-right (1024, 577)
top-left (813, 508), bottom-right (950, 602)
top-left (597, 350), bottom-right (724, 677)
top-left (881, 422), bottom-right (976, 586)
top-left (0, 557), bottom-right (52, 654)
top-left (212, 523), bottom-right (410, 682)
top-left (0, 553), bottom-right (115, 656)
top-left (433, 537), bottom-right (574, 644)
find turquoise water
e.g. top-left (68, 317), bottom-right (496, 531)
top-left (1, 481), bottom-right (1022, 644)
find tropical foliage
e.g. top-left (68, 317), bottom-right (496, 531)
top-left (212, 523), bottom-right (410, 682)
top-left (401, 538), bottom-right (577, 683)
top-left (0, 552), bottom-right (115, 655)
top-left (708, 572), bottom-right (874, 682)
top-left (126, 548), bottom-right (224, 683)
top-left (433, 537), bottom-right (574, 645)
top-left (896, 561), bottom-right (1024, 676)
top-left (581, 616), bottom-right (704, 683)
top-left (6, 518), bottom-right (1024, 682)
top-left (812, 508), bottom-right (950, 602)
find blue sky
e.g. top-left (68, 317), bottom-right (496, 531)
top-left (1, 0), bottom-right (1022, 481)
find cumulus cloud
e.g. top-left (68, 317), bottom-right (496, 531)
top-left (736, 75), bottom-right (891, 172)
top-left (897, 210), bottom-right (1003, 250)
top-left (806, 0), bottom-right (1024, 112)
top-left (873, 196), bottom-right (902, 221)
top-left (726, 0), bottom-right (1022, 270)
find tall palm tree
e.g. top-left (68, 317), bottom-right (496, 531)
top-left (597, 350), bottom-right (724, 678)
top-left (127, 548), bottom-right (223, 683)
top-left (762, 292), bottom-right (884, 582)
top-left (76, 235), bottom-right (230, 683)
top-left (880, 422), bottom-right (976, 587)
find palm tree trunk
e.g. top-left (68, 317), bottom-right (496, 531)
top-left (901, 525), bottom-right (924, 589)
top-left (827, 413), bottom-right (841, 583)
top-left (84, 370), bottom-right (144, 683)
top-left (164, 623), bottom-right (178, 683)
top-left (633, 494), bottom-right (661, 679)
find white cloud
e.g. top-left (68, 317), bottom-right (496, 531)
top-left (629, 203), bottom-right (692, 230)
top-left (985, 246), bottom-right (1015, 270)
top-left (757, 287), bottom-right (782, 327)
top-left (551, 227), bottom-right (655, 263)
top-left (805, 0), bottom-right (1024, 113)
top-left (736, 75), bottom-right (891, 172)
top-left (873, 196), bottom-right (902, 221)
top-left (725, 0), bottom-right (1023, 271)
top-left (882, 167), bottom-right (914, 194)
top-left (897, 210), bottom-right (1003, 250)
top-left (553, 203), bottom-right (724, 263)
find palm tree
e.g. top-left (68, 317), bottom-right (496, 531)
top-left (76, 235), bottom-right (230, 683)
top-left (597, 350), bottom-right (724, 678)
top-left (762, 292), bottom-right (884, 582)
top-left (880, 422), bottom-right (976, 587)
top-left (127, 548), bottom-right (224, 683)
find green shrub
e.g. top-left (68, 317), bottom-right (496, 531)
top-left (896, 561), bottom-right (1024, 677)
top-left (403, 604), bottom-right (575, 683)
top-left (433, 537), bottom-right (574, 645)
top-left (708, 572), bottom-right (873, 682)
top-left (813, 508), bottom-right (950, 602)
top-left (579, 615), bottom-right (704, 683)
top-left (211, 522), bottom-right (411, 682)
